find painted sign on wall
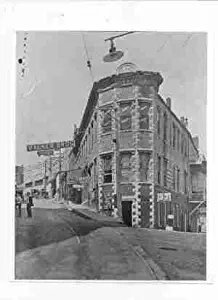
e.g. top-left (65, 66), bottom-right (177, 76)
top-left (157, 192), bottom-right (172, 202)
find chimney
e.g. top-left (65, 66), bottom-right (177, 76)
top-left (74, 124), bottom-right (78, 136)
top-left (180, 116), bottom-right (188, 127)
top-left (166, 97), bottom-right (171, 109)
top-left (193, 136), bottom-right (199, 150)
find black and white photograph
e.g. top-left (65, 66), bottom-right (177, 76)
top-left (14, 30), bottom-right (207, 281)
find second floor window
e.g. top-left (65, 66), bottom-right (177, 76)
top-left (163, 158), bottom-right (168, 187)
top-left (102, 154), bottom-right (112, 183)
top-left (177, 129), bottom-right (180, 151)
top-left (120, 102), bottom-right (132, 130)
top-left (157, 155), bottom-right (161, 184)
top-left (139, 102), bottom-right (150, 130)
top-left (184, 170), bottom-right (188, 194)
top-left (140, 152), bottom-right (151, 181)
top-left (172, 123), bottom-right (176, 149)
top-left (181, 134), bottom-right (184, 154)
top-left (177, 168), bottom-right (180, 192)
top-left (157, 106), bottom-right (161, 135)
top-left (163, 112), bottom-right (167, 141)
top-left (120, 153), bottom-right (133, 182)
top-left (173, 166), bottom-right (176, 190)
top-left (184, 139), bottom-right (188, 157)
top-left (101, 109), bottom-right (112, 133)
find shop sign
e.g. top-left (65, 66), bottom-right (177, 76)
top-left (167, 214), bottom-right (174, 219)
top-left (37, 150), bottom-right (54, 157)
top-left (157, 192), bottom-right (171, 202)
top-left (27, 140), bottom-right (74, 152)
top-left (73, 184), bottom-right (83, 189)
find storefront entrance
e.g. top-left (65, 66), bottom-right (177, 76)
top-left (122, 201), bottom-right (132, 227)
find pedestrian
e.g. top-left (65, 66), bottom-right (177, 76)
top-left (26, 192), bottom-right (34, 218)
top-left (16, 193), bottom-right (22, 217)
top-left (198, 224), bottom-right (202, 233)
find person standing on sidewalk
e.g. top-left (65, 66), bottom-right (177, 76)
top-left (15, 193), bottom-right (22, 217)
top-left (16, 193), bottom-right (22, 217)
top-left (26, 192), bottom-right (34, 218)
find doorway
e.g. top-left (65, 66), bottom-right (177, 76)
top-left (122, 201), bottom-right (132, 227)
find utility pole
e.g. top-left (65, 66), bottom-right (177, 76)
top-left (59, 148), bottom-right (62, 200)
top-left (44, 159), bottom-right (47, 188)
top-left (114, 107), bottom-right (120, 216)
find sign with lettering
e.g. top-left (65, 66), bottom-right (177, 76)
top-left (37, 150), bottom-right (54, 157)
top-left (157, 192), bottom-right (171, 202)
top-left (27, 140), bottom-right (74, 152)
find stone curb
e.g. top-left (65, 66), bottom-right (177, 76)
top-left (71, 208), bottom-right (94, 220)
top-left (65, 203), bottom-right (123, 224)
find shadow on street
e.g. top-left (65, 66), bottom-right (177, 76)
top-left (15, 208), bottom-right (126, 254)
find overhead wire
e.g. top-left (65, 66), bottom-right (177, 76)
top-left (82, 33), bottom-right (94, 83)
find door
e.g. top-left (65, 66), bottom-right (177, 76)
top-left (122, 201), bottom-right (132, 227)
top-left (141, 200), bottom-right (150, 228)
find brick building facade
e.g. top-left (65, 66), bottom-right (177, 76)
top-left (69, 64), bottom-right (204, 230)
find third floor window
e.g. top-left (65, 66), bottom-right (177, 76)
top-left (163, 112), bottom-right (168, 141)
top-left (139, 102), bottom-right (150, 130)
top-left (101, 108), bottom-right (112, 133)
top-left (120, 102), bottom-right (132, 130)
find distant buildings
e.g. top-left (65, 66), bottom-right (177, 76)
top-left (69, 63), bottom-right (206, 231)
top-left (15, 165), bottom-right (24, 187)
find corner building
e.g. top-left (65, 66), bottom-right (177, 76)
top-left (71, 65), bottom-right (200, 230)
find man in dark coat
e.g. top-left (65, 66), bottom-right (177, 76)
top-left (26, 192), bottom-right (34, 218)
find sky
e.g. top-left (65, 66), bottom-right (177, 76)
top-left (16, 31), bottom-right (207, 166)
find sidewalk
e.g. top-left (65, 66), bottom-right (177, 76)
top-left (21, 198), bottom-right (66, 209)
top-left (65, 201), bottom-right (124, 224)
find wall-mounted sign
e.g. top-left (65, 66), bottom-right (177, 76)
top-left (27, 140), bottom-right (74, 152)
top-left (73, 184), bottom-right (83, 189)
top-left (157, 192), bottom-right (171, 202)
top-left (37, 150), bottom-right (54, 157)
